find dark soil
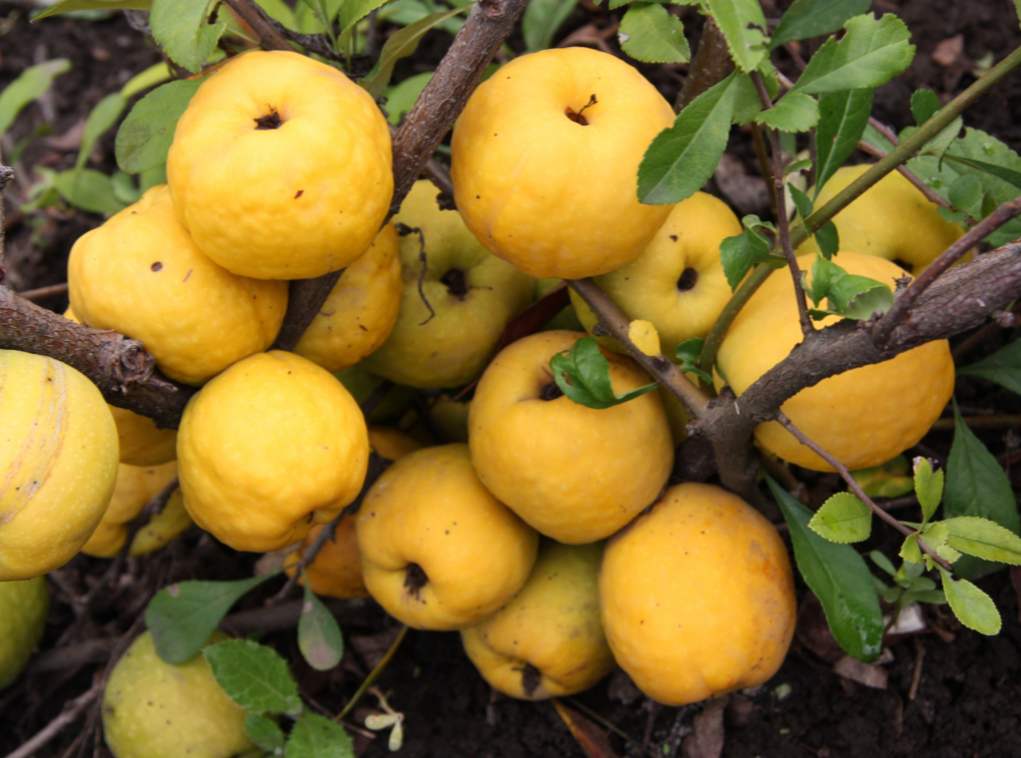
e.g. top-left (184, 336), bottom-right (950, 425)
top-left (2, 2), bottom-right (1021, 757)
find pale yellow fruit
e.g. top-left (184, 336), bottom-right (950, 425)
top-left (0, 576), bottom-right (48, 688)
top-left (168, 50), bottom-right (393, 279)
top-left (178, 351), bottom-right (369, 552)
top-left (716, 252), bottom-right (955, 471)
top-left (68, 185), bottom-right (287, 385)
top-left (469, 331), bottom-right (673, 543)
top-left (601, 483), bottom-right (796, 706)
top-left (129, 489), bottom-right (192, 556)
top-left (109, 405), bottom-right (177, 466)
top-left (364, 180), bottom-right (534, 389)
top-left (357, 444), bottom-right (538, 630)
top-left (797, 164), bottom-right (965, 273)
top-left (81, 461), bottom-right (178, 558)
top-left (452, 47), bottom-right (675, 278)
top-left (295, 224), bottom-right (402, 372)
top-left (0, 350), bottom-right (119, 579)
top-left (572, 192), bottom-right (742, 348)
top-left (461, 542), bottom-right (613, 700)
top-left (102, 632), bottom-right (252, 758)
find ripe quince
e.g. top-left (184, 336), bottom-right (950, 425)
top-left (469, 331), bottom-right (673, 543)
top-left (81, 461), bottom-right (179, 558)
top-left (177, 351), bottom-right (368, 552)
top-left (451, 47), bottom-right (675, 279)
top-left (102, 632), bottom-right (252, 758)
top-left (461, 542), bottom-right (613, 700)
top-left (356, 444), bottom-right (538, 630)
top-left (295, 224), bottom-right (402, 372)
top-left (716, 252), bottom-right (954, 471)
top-left (797, 164), bottom-right (964, 273)
top-left (0, 350), bottom-right (118, 579)
top-left (363, 180), bottom-right (534, 389)
top-left (168, 50), bottom-right (393, 279)
top-left (68, 185), bottom-right (287, 385)
top-left (600, 483), bottom-right (796, 705)
top-left (0, 576), bottom-right (48, 688)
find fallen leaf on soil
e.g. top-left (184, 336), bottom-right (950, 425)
top-left (932, 35), bottom-right (964, 67)
top-left (833, 656), bottom-right (889, 689)
top-left (714, 153), bottom-right (770, 216)
top-left (551, 699), bottom-right (618, 758)
top-left (682, 697), bottom-right (726, 758)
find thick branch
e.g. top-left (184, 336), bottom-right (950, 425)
top-left (0, 287), bottom-right (192, 426)
top-left (222, 0), bottom-right (292, 51)
top-left (676, 19), bottom-right (732, 110)
top-left (274, 0), bottom-right (529, 350)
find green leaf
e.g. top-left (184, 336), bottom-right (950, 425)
top-left (899, 533), bottom-right (922, 564)
top-left (675, 338), bottom-right (712, 384)
top-left (298, 587), bottom-right (344, 671)
top-left (959, 339), bottom-right (1021, 396)
top-left (205, 639), bottom-right (303, 716)
top-left (523, 0), bottom-right (578, 52)
top-left (1016, 0), bottom-right (1021, 30)
top-left (285, 713), bottom-right (355, 758)
top-left (618, 3), bottom-right (690, 64)
top-left (868, 550), bottom-right (896, 577)
top-left (754, 91), bottom-right (818, 132)
top-left (76, 93), bottom-right (127, 171)
top-left (115, 79), bottom-right (201, 173)
top-left (384, 72), bottom-right (432, 126)
top-left (53, 169), bottom-right (126, 216)
top-left (851, 456), bottom-right (914, 499)
top-left (150, 0), bottom-right (226, 73)
top-left (719, 215), bottom-right (777, 290)
top-left (144, 574), bottom-right (276, 664)
top-left (861, 121), bottom-right (896, 154)
top-left (910, 88), bottom-right (940, 125)
top-left (944, 404), bottom-right (1021, 578)
top-left (791, 185), bottom-right (840, 258)
top-left (939, 570), bottom-right (1002, 635)
top-left (32, 0), bottom-right (150, 21)
top-left (943, 516), bottom-right (1021, 565)
top-left (768, 478), bottom-right (884, 661)
top-left (360, 8), bottom-right (464, 97)
top-left (807, 255), bottom-right (893, 320)
top-left (701, 0), bottom-right (768, 72)
top-left (793, 13), bottom-right (915, 95)
top-left (550, 337), bottom-right (657, 409)
top-left (947, 173), bottom-right (984, 218)
top-left (638, 72), bottom-right (743, 205)
top-left (808, 492), bottom-right (872, 543)
top-left (0, 59), bottom-right (71, 138)
top-left (941, 154), bottom-right (1021, 192)
top-left (913, 457), bottom-right (943, 523)
top-left (338, 0), bottom-right (394, 36)
top-left (815, 88), bottom-right (874, 193)
top-left (770, 0), bottom-right (870, 48)
top-left (246, 713), bottom-right (286, 753)
top-left (120, 62), bottom-right (173, 99)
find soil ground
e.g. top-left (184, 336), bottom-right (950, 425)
top-left (1, 1), bottom-right (1020, 756)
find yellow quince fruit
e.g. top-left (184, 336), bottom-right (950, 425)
top-left (0, 350), bottom-right (118, 579)
top-left (81, 461), bottom-right (179, 558)
top-left (0, 576), bottom-right (49, 688)
top-left (451, 47), bottom-right (675, 279)
top-left (716, 252), bottom-right (955, 471)
top-left (356, 444), bottom-right (538, 630)
top-left (68, 185), bottom-right (287, 385)
top-left (601, 483), bottom-right (796, 705)
top-left (177, 351), bottom-right (369, 552)
top-left (168, 50), bottom-right (393, 279)
top-left (469, 331), bottom-right (673, 543)
top-left (461, 542), bottom-right (613, 700)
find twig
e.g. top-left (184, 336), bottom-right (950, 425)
top-left (16, 282), bottom-right (68, 301)
top-left (5, 683), bottom-right (101, 758)
top-left (337, 625), bottom-right (409, 720)
top-left (751, 71), bottom-right (813, 336)
top-left (855, 132), bottom-right (958, 215)
top-left (221, 0), bottom-right (292, 51)
top-left (566, 279), bottom-right (711, 418)
top-left (425, 158), bottom-right (453, 197)
top-left (908, 638), bottom-right (926, 701)
top-left (274, 0), bottom-right (530, 350)
top-left (775, 411), bottom-right (952, 572)
top-left (932, 414), bottom-right (1021, 431)
top-left (873, 196), bottom-right (1021, 345)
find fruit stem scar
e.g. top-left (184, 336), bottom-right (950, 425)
top-left (539, 381), bottom-right (563, 401)
top-left (564, 94), bottom-right (598, 126)
top-left (440, 268), bottom-right (469, 299)
top-left (520, 662), bottom-right (541, 697)
top-left (404, 562), bottom-right (428, 598)
top-left (676, 267), bottom-right (698, 291)
top-left (254, 109), bottom-right (282, 130)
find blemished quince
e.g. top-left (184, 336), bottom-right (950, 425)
top-left (356, 444), bottom-right (538, 630)
top-left (461, 542), bottom-right (613, 700)
top-left (295, 224), bottom-right (402, 372)
top-left (102, 632), bottom-right (252, 758)
top-left (600, 483), bottom-right (796, 706)
top-left (451, 47), bottom-right (675, 279)
top-left (0, 576), bottom-right (48, 689)
top-left (0, 350), bottom-right (118, 580)
top-left (716, 252), bottom-right (955, 471)
top-left (797, 164), bottom-right (965, 273)
top-left (178, 351), bottom-right (369, 552)
top-left (469, 331), bottom-right (673, 543)
top-left (81, 461), bottom-right (179, 558)
top-left (64, 308), bottom-right (176, 465)
top-left (284, 427), bottom-right (421, 600)
top-left (363, 180), bottom-right (534, 389)
top-left (68, 185), bottom-right (287, 385)
top-left (167, 50), bottom-right (393, 279)
top-left (571, 192), bottom-right (742, 348)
